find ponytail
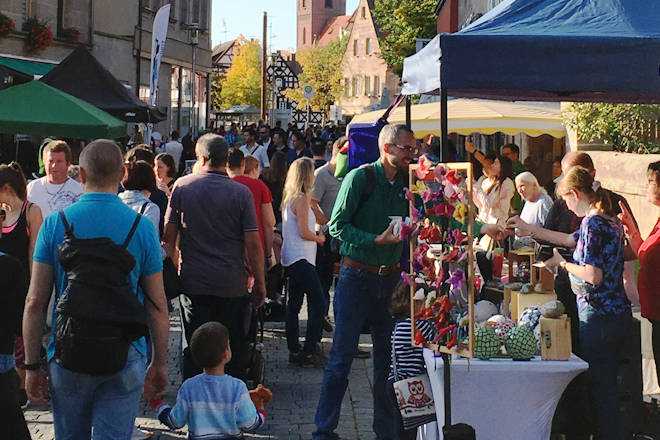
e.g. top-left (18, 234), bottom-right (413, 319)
top-left (558, 166), bottom-right (616, 217)
top-left (592, 185), bottom-right (615, 217)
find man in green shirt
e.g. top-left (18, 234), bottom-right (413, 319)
top-left (314, 124), bottom-right (413, 440)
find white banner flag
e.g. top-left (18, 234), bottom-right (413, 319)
top-left (149, 4), bottom-right (170, 107)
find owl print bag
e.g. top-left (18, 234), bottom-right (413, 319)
top-left (392, 351), bottom-right (437, 429)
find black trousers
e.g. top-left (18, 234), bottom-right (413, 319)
top-left (179, 294), bottom-right (252, 381)
top-left (315, 240), bottom-right (340, 317)
top-left (0, 369), bottom-right (31, 440)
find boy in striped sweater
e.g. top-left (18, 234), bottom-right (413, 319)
top-left (149, 322), bottom-right (268, 439)
top-left (387, 280), bottom-right (436, 440)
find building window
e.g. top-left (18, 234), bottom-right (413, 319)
top-left (303, 28), bottom-right (306, 45)
top-left (179, 0), bottom-right (188, 24)
top-left (344, 78), bottom-right (350, 97)
top-left (366, 38), bottom-right (372, 55)
top-left (364, 76), bottom-right (370, 96)
top-left (353, 39), bottom-right (359, 56)
top-left (325, 0), bottom-right (333, 7)
top-left (361, 7), bottom-right (366, 18)
top-left (374, 76), bottom-right (380, 97)
top-left (352, 76), bottom-right (358, 97)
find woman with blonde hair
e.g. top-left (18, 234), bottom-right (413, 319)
top-left (508, 166), bottom-right (630, 439)
top-left (281, 157), bottom-right (326, 366)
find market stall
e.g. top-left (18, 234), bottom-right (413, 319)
top-left (40, 45), bottom-right (166, 123)
top-left (0, 80), bottom-right (126, 139)
top-left (422, 350), bottom-right (588, 440)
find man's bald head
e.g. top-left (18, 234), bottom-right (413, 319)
top-left (79, 139), bottom-right (124, 188)
top-left (561, 151), bottom-right (595, 177)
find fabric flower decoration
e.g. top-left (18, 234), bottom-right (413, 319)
top-left (415, 156), bottom-right (433, 180)
top-left (404, 187), bottom-right (415, 201)
top-left (422, 187), bottom-right (442, 204)
top-left (446, 169), bottom-right (462, 185)
top-left (434, 165), bottom-right (447, 184)
top-left (447, 268), bottom-right (465, 291)
top-left (400, 222), bottom-right (415, 240)
top-left (443, 247), bottom-right (459, 262)
top-left (401, 272), bottom-right (415, 287)
top-left (453, 203), bottom-right (468, 224)
top-left (411, 205), bottom-right (421, 223)
top-left (410, 180), bottom-right (427, 196)
top-left (434, 202), bottom-right (455, 218)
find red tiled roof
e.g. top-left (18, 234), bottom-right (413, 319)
top-left (317, 15), bottom-right (352, 47)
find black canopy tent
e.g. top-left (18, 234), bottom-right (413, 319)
top-left (40, 45), bottom-right (166, 123)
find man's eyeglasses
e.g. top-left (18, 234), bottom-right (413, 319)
top-left (393, 144), bottom-right (419, 155)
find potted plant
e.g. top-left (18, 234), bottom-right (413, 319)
top-left (24, 17), bottom-right (53, 53)
top-left (0, 12), bottom-right (15, 38)
top-left (62, 27), bottom-right (80, 44)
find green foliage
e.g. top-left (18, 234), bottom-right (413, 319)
top-left (209, 71), bottom-right (225, 110)
top-left (218, 40), bottom-right (262, 108)
top-left (372, 0), bottom-right (438, 77)
top-left (562, 103), bottom-right (660, 154)
top-left (284, 35), bottom-right (347, 116)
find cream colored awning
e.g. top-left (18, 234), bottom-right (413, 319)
top-left (348, 99), bottom-right (566, 138)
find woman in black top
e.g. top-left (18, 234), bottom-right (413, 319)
top-left (0, 247), bottom-right (31, 438)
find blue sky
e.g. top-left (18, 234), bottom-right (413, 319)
top-left (211, 0), bottom-right (360, 51)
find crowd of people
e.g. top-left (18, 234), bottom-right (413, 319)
top-left (0, 119), bottom-right (657, 440)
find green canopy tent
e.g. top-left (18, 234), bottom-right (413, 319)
top-left (0, 80), bottom-right (126, 139)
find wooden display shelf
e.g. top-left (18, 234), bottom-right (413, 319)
top-left (409, 162), bottom-right (475, 359)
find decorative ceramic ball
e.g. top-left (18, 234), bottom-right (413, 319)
top-left (474, 300), bottom-right (498, 323)
top-left (505, 326), bottom-right (537, 360)
top-left (518, 307), bottom-right (541, 331)
top-left (485, 315), bottom-right (516, 344)
top-left (533, 324), bottom-right (541, 354)
top-left (474, 326), bottom-right (500, 360)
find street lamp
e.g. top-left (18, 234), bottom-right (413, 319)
top-left (188, 23), bottom-right (201, 139)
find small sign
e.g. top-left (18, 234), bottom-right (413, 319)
top-left (303, 84), bottom-right (314, 100)
top-left (415, 38), bottom-right (432, 53)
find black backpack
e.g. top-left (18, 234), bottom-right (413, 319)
top-left (54, 210), bottom-right (154, 375)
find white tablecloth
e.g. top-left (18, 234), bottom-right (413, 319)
top-left (422, 349), bottom-right (588, 440)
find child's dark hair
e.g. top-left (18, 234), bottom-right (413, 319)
top-left (390, 280), bottom-right (412, 319)
top-left (190, 321), bottom-right (230, 369)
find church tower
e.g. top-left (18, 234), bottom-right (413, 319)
top-left (297, 0), bottom-right (346, 52)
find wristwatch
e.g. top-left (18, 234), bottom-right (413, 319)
top-left (23, 362), bottom-right (41, 371)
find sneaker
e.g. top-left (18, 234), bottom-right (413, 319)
top-left (18, 389), bottom-right (28, 409)
top-left (323, 316), bottom-right (334, 332)
top-left (289, 352), bottom-right (314, 366)
top-left (355, 348), bottom-right (371, 359)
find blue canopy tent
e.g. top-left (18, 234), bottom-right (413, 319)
top-left (439, 0), bottom-right (660, 103)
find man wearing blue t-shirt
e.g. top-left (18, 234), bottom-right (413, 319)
top-left (22, 140), bottom-right (170, 440)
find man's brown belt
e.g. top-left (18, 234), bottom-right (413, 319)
top-left (341, 257), bottom-right (401, 276)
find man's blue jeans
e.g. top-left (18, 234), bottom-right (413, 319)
top-left (314, 264), bottom-right (397, 440)
top-left (578, 305), bottom-right (631, 440)
top-left (49, 345), bottom-right (147, 440)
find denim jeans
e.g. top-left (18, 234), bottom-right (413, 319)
top-left (578, 305), bottom-right (631, 440)
top-left (314, 264), bottom-right (397, 440)
top-left (285, 259), bottom-right (326, 355)
top-left (49, 345), bottom-right (147, 440)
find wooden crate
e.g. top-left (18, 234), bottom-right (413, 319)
top-left (510, 290), bottom-right (557, 322)
top-left (507, 250), bottom-right (534, 283)
top-left (540, 315), bottom-right (572, 360)
top-left (531, 264), bottom-right (555, 292)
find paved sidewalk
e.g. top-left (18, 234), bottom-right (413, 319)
top-left (25, 300), bottom-right (379, 440)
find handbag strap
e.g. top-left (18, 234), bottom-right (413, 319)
top-left (391, 320), bottom-right (401, 382)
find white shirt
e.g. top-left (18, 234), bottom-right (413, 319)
top-left (27, 176), bottom-right (83, 217)
top-left (240, 143), bottom-right (270, 171)
top-left (281, 200), bottom-right (316, 267)
top-left (162, 140), bottom-right (184, 170)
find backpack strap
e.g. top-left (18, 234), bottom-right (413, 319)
top-left (138, 201), bottom-right (149, 216)
top-left (58, 210), bottom-right (75, 237)
top-left (350, 164), bottom-right (376, 223)
top-left (122, 212), bottom-right (143, 249)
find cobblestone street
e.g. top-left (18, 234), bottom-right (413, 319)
top-left (25, 299), bottom-right (379, 440)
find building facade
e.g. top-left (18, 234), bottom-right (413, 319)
top-left (0, 0), bottom-right (212, 138)
top-left (295, 0), bottom-right (399, 120)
